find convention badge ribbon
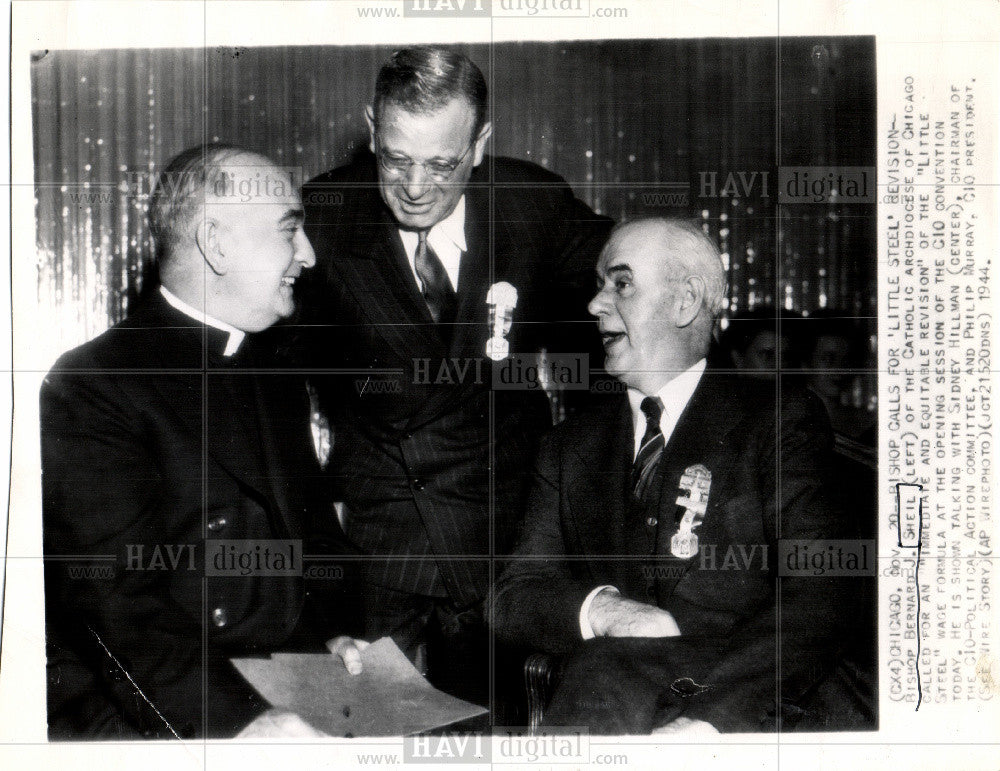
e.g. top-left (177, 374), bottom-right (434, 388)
top-left (486, 281), bottom-right (518, 361)
top-left (671, 463), bottom-right (711, 559)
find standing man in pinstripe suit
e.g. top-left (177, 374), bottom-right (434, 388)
top-left (299, 46), bottom-right (612, 706)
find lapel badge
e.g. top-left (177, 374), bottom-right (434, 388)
top-left (486, 282), bottom-right (518, 361)
top-left (306, 382), bottom-right (332, 469)
top-left (671, 464), bottom-right (711, 559)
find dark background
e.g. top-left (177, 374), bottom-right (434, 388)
top-left (32, 36), bottom-right (876, 404)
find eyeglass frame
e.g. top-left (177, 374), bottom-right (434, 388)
top-left (372, 131), bottom-right (478, 183)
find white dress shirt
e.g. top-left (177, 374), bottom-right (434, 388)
top-left (626, 358), bottom-right (707, 458)
top-left (159, 286), bottom-right (245, 357)
top-left (397, 195), bottom-right (466, 292)
top-left (579, 358), bottom-right (708, 639)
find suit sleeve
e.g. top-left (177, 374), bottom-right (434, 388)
top-left (535, 177), bottom-right (613, 362)
top-left (297, 174), bottom-right (362, 436)
top-left (662, 391), bottom-right (859, 731)
top-left (491, 430), bottom-right (595, 654)
top-left (547, 178), bottom-right (613, 307)
top-left (41, 368), bottom-right (269, 738)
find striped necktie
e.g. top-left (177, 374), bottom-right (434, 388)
top-left (415, 229), bottom-right (457, 325)
top-left (632, 396), bottom-right (665, 500)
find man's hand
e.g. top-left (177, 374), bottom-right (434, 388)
top-left (588, 589), bottom-right (681, 638)
top-left (651, 716), bottom-right (719, 736)
top-left (326, 635), bottom-right (370, 675)
top-left (237, 709), bottom-right (328, 738)
top-left (236, 638), bottom-right (369, 737)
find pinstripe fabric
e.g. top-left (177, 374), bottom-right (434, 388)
top-left (301, 153), bottom-right (612, 606)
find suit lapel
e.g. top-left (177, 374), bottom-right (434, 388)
top-left (449, 185), bottom-right (492, 360)
top-left (382, 210), bottom-right (438, 326)
top-left (336, 209), bottom-right (448, 361)
top-left (398, 192), bottom-right (493, 430)
top-left (652, 373), bottom-right (743, 595)
top-left (563, 396), bottom-right (634, 568)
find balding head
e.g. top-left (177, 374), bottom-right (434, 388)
top-left (150, 143), bottom-right (258, 264)
top-left (149, 144), bottom-right (315, 331)
top-left (588, 217), bottom-right (726, 393)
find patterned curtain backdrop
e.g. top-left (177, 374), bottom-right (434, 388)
top-left (32, 38), bottom-right (876, 372)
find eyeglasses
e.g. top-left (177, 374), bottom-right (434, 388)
top-left (373, 135), bottom-right (475, 183)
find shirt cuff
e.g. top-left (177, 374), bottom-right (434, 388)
top-left (579, 585), bottom-right (619, 639)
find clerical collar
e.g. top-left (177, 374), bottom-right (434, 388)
top-left (627, 358), bottom-right (707, 456)
top-left (159, 286), bottom-right (246, 357)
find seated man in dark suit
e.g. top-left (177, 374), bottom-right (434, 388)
top-left (493, 218), bottom-right (875, 733)
top-left (41, 144), bottom-right (363, 739)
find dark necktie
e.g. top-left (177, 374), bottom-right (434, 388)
top-left (632, 396), bottom-right (665, 500)
top-left (415, 230), bottom-right (457, 325)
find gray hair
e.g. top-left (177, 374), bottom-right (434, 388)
top-left (148, 143), bottom-right (248, 263)
top-left (613, 217), bottom-right (727, 317)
